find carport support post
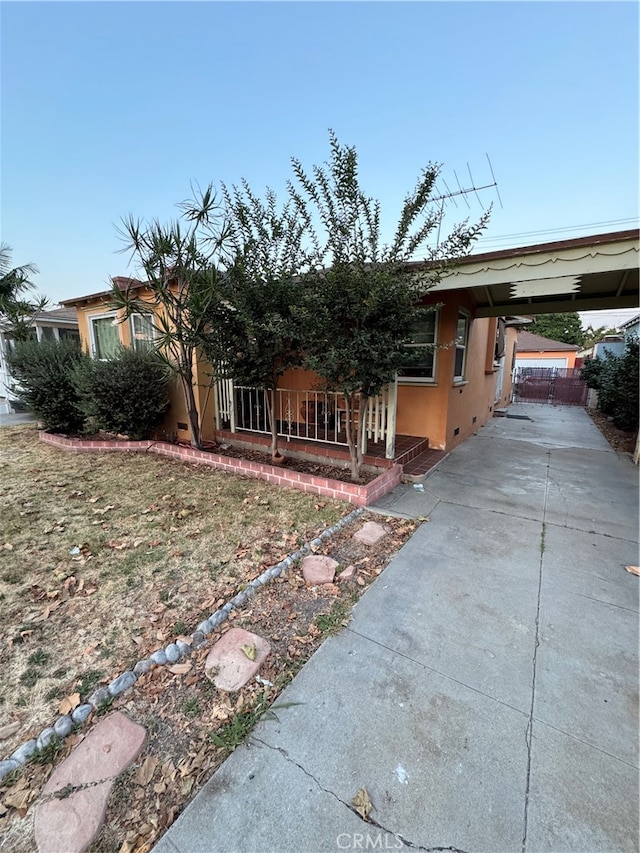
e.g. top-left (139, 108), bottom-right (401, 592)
top-left (385, 377), bottom-right (398, 460)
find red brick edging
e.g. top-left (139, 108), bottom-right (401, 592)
top-left (39, 432), bottom-right (401, 507)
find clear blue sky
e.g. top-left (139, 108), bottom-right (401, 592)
top-left (2, 1), bottom-right (638, 306)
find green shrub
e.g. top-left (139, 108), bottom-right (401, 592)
top-left (581, 338), bottom-right (639, 432)
top-left (74, 347), bottom-right (171, 439)
top-left (7, 338), bottom-right (87, 433)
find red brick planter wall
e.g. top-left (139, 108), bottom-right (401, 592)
top-left (39, 432), bottom-right (401, 507)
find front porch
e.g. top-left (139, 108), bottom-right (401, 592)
top-left (212, 379), bottom-right (446, 478)
top-left (212, 426), bottom-right (449, 482)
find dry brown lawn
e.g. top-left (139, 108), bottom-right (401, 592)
top-left (0, 425), bottom-right (419, 853)
top-left (0, 424), bottom-right (346, 757)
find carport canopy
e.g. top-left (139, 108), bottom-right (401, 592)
top-left (427, 229), bottom-right (639, 317)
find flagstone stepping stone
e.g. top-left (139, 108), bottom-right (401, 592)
top-left (302, 555), bottom-right (339, 586)
top-left (204, 627), bottom-right (271, 692)
top-left (353, 520), bottom-right (388, 546)
top-left (337, 564), bottom-right (356, 582)
top-left (34, 711), bottom-right (147, 853)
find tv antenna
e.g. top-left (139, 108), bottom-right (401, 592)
top-left (431, 154), bottom-right (503, 247)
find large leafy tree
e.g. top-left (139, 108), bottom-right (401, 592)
top-left (202, 181), bottom-right (315, 460)
top-left (110, 187), bottom-right (229, 449)
top-left (0, 243), bottom-right (48, 341)
top-left (289, 131), bottom-right (490, 481)
top-left (532, 312), bottom-right (583, 346)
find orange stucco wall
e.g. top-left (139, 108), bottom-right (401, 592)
top-left (516, 350), bottom-right (577, 368)
top-left (72, 286), bottom-right (516, 454)
top-left (72, 290), bottom-right (214, 443)
top-left (395, 293), bottom-right (513, 450)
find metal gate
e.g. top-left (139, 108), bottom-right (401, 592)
top-left (515, 367), bottom-right (588, 406)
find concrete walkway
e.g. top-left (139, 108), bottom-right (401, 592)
top-left (0, 409), bottom-right (37, 427)
top-left (155, 404), bottom-right (639, 853)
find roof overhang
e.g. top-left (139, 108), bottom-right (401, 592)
top-left (429, 230), bottom-right (639, 317)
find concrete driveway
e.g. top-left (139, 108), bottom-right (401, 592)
top-left (155, 403), bottom-right (639, 853)
top-left (0, 410), bottom-right (37, 427)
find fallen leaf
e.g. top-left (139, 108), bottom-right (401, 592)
top-left (241, 644), bottom-right (257, 661)
top-left (33, 601), bottom-right (61, 622)
top-left (625, 565), bottom-right (640, 576)
top-left (352, 787), bottom-right (373, 820)
top-left (133, 755), bottom-right (158, 786)
top-left (4, 788), bottom-right (30, 811)
top-left (167, 662), bottom-right (192, 675)
top-left (0, 721), bottom-right (21, 740)
top-left (58, 693), bottom-right (81, 715)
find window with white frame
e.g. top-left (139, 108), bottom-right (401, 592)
top-left (130, 313), bottom-right (157, 353)
top-left (398, 310), bottom-right (438, 381)
top-left (90, 313), bottom-right (120, 359)
top-left (454, 311), bottom-right (470, 380)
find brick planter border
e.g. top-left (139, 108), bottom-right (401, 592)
top-left (39, 432), bottom-right (402, 507)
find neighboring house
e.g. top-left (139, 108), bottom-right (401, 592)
top-left (515, 331), bottom-right (580, 371)
top-left (592, 335), bottom-right (625, 359)
top-left (0, 307), bottom-right (80, 414)
top-left (578, 334), bottom-right (627, 362)
top-left (618, 313), bottom-right (640, 341)
top-left (62, 279), bottom-right (520, 459)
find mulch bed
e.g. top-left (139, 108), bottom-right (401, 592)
top-left (54, 431), bottom-right (380, 485)
top-left (207, 442), bottom-right (378, 484)
top-left (585, 409), bottom-right (638, 455)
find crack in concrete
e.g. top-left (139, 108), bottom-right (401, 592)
top-left (530, 717), bottom-right (640, 770)
top-left (521, 449), bottom-right (551, 852)
top-left (251, 736), bottom-right (468, 853)
top-left (568, 592), bottom-right (639, 614)
top-left (543, 519), bottom-right (638, 544)
top-left (545, 472), bottom-right (570, 528)
top-left (434, 497), bottom-right (544, 526)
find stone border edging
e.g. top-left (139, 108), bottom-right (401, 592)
top-left (39, 432), bottom-right (402, 507)
top-left (0, 507), bottom-right (364, 781)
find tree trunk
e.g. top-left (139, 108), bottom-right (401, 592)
top-left (180, 374), bottom-right (202, 450)
top-left (356, 392), bottom-right (367, 475)
top-left (343, 392), bottom-right (359, 482)
top-left (265, 387), bottom-right (280, 458)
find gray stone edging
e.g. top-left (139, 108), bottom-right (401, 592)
top-left (0, 507), bottom-right (364, 781)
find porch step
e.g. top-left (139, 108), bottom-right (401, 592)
top-left (393, 436), bottom-right (430, 467)
top-left (401, 448), bottom-right (449, 483)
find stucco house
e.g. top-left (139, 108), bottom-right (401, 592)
top-left (60, 228), bottom-right (639, 471)
top-left (0, 307), bottom-right (80, 414)
top-left (514, 330), bottom-right (580, 371)
top-left (61, 277), bottom-right (519, 472)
